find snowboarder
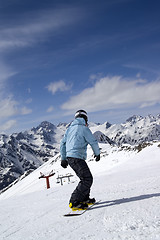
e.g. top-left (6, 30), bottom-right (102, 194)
top-left (60, 110), bottom-right (100, 210)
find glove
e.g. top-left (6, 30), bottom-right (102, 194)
top-left (61, 160), bottom-right (68, 168)
top-left (95, 154), bottom-right (100, 162)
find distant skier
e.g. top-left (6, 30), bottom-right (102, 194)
top-left (60, 110), bottom-right (100, 210)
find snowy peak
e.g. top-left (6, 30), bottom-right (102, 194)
top-left (126, 114), bottom-right (160, 125)
top-left (126, 115), bottom-right (143, 124)
top-left (29, 121), bottom-right (58, 144)
top-left (93, 131), bottom-right (115, 145)
top-left (35, 121), bottom-right (56, 131)
top-left (0, 121), bottom-right (60, 192)
top-left (31, 121), bottom-right (56, 135)
top-left (106, 114), bottom-right (160, 145)
top-left (57, 122), bottom-right (68, 127)
top-left (105, 121), bottom-right (112, 129)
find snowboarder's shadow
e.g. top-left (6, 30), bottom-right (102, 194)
top-left (90, 192), bottom-right (160, 210)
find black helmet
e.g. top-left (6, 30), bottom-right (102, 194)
top-left (75, 110), bottom-right (88, 123)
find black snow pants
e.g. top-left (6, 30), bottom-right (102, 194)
top-left (67, 157), bottom-right (93, 203)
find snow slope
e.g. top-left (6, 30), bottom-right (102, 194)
top-left (0, 142), bottom-right (160, 240)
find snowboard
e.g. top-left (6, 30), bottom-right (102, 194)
top-left (64, 200), bottom-right (101, 217)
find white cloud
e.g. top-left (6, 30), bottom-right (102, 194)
top-left (136, 73), bottom-right (141, 78)
top-left (0, 97), bottom-right (18, 118)
top-left (47, 80), bottom-right (71, 95)
top-left (27, 88), bottom-right (31, 94)
top-left (21, 107), bottom-right (32, 115)
top-left (61, 76), bottom-right (160, 112)
top-left (0, 7), bottom-right (82, 52)
top-left (0, 98), bottom-right (32, 118)
top-left (89, 73), bottom-right (103, 81)
top-left (0, 62), bottom-right (34, 134)
top-left (0, 119), bottom-right (17, 132)
top-left (47, 106), bottom-right (54, 113)
top-left (25, 98), bottom-right (32, 104)
top-left (139, 102), bottom-right (157, 108)
top-left (0, 62), bottom-right (17, 90)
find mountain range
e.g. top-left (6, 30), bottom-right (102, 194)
top-left (0, 114), bottom-right (160, 193)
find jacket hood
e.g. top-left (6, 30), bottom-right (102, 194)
top-left (71, 118), bottom-right (86, 126)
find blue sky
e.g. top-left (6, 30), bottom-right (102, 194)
top-left (0, 0), bottom-right (160, 134)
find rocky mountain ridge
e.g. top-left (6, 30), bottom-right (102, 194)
top-left (106, 114), bottom-right (160, 145)
top-left (90, 114), bottom-right (160, 145)
top-left (0, 121), bottom-right (63, 192)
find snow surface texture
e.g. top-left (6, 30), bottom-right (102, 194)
top-left (0, 142), bottom-right (160, 240)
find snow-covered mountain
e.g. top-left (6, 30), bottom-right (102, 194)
top-left (0, 114), bottom-right (160, 192)
top-left (0, 121), bottom-right (64, 192)
top-left (90, 114), bottom-right (160, 145)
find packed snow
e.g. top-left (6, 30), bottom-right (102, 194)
top-left (0, 142), bottom-right (160, 240)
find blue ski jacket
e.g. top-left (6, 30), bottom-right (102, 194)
top-left (60, 118), bottom-right (100, 161)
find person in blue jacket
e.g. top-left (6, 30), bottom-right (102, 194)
top-left (60, 110), bottom-right (100, 210)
